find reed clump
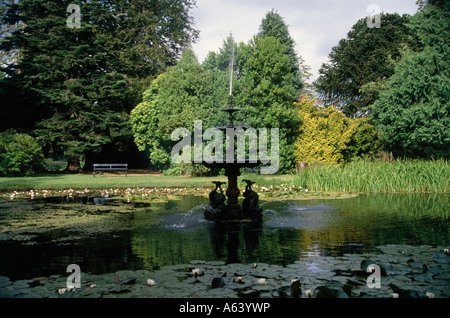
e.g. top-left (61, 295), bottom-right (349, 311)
top-left (292, 159), bottom-right (449, 193)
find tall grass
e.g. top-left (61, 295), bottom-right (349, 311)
top-left (292, 159), bottom-right (449, 193)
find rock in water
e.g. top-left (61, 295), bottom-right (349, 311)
top-left (290, 280), bottom-right (301, 298)
top-left (211, 277), bottom-right (225, 289)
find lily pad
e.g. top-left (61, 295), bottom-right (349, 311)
top-left (252, 284), bottom-right (277, 291)
top-left (189, 260), bottom-right (206, 265)
top-left (0, 276), bottom-right (11, 288)
top-left (205, 260), bottom-right (226, 266)
top-left (432, 251), bottom-right (450, 264)
top-left (121, 277), bottom-right (137, 285)
top-left (315, 286), bottom-right (349, 298)
top-left (238, 289), bottom-right (260, 297)
top-left (411, 272), bottom-right (433, 282)
top-left (360, 259), bottom-right (387, 276)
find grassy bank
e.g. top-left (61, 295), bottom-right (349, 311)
top-left (0, 159), bottom-right (448, 194)
top-left (0, 174), bottom-right (228, 191)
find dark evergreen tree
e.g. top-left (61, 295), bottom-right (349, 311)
top-left (371, 1), bottom-right (449, 158)
top-left (0, 0), bottom-right (198, 171)
top-left (314, 13), bottom-right (419, 118)
top-left (258, 9), bottom-right (306, 96)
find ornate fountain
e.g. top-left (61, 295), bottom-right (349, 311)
top-left (202, 45), bottom-right (264, 222)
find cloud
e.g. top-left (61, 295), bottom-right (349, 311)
top-left (191, 0), bottom-right (418, 81)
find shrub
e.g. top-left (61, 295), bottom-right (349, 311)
top-left (294, 95), bottom-right (377, 166)
top-left (0, 131), bottom-right (44, 176)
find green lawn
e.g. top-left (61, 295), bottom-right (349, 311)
top-left (0, 173), bottom-right (228, 191)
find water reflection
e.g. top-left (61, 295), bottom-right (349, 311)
top-left (131, 193), bottom-right (449, 269)
top-left (0, 193), bottom-right (448, 281)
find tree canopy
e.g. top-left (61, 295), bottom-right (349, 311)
top-left (1, 2), bottom-right (447, 175)
top-left (0, 0), bottom-right (198, 171)
top-left (371, 2), bottom-right (450, 158)
top-left (314, 13), bottom-right (419, 118)
top-left (258, 9), bottom-right (307, 95)
top-left (132, 33), bottom-right (302, 174)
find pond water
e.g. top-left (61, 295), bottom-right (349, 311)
top-left (0, 193), bottom-right (448, 281)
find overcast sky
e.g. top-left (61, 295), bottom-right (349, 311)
top-left (191, 0), bottom-right (419, 82)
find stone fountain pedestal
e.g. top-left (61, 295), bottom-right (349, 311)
top-left (203, 161), bottom-right (263, 222)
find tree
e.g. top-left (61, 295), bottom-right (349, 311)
top-left (238, 36), bottom-right (301, 173)
top-left (133, 34), bottom-right (302, 174)
top-left (294, 96), bottom-right (377, 166)
top-left (371, 2), bottom-right (449, 158)
top-left (131, 49), bottom-right (214, 170)
top-left (258, 9), bottom-right (308, 95)
top-left (0, 130), bottom-right (44, 176)
top-left (202, 34), bottom-right (247, 128)
top-left (314, 13), bottom-right (419, 118)
top-left (0, 0), bottom-right (198, 171)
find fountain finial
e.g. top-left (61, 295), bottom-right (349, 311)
top-left (229, 42), bottom-right (234, 99)
top-left (224, 37), bottom-right (240, 128)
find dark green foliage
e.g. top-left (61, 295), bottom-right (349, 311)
top-left (0, 130), bottom-right (44, 176)
top-left (132, 32), bottom-right (303, 174)
top-left (131, 49), bottom-right (214, 171)
top-left (371, 3), bottom-right (450, 158)
top-left (238, 36), bottom-right (301, 173)
top-left (315, 13), bottom-right (419, 118)
top-left (258, 9), bottom-right (305, 95)
top-left (0, 0), bottom-right (198, 171)
top-left (204, 34), bottom-right (302, 173)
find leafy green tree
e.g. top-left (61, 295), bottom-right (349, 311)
top-left (0, 130), bottom-right (44, 176)
top-left (258, 9), bottom-right (307, 95)
top-left (314, 13), bottom-right (419, 118)
top-left (202, 34), bottom-right (250, 128)
top-left (0, 0), bottom-right (198, 171)
top-left (238, 36), bottom-right (301, 173)
top-left (371, 2), bottom-right (450, 158)
top-left (131, 49), bottom-right (214, 170)
top-left (133, 34), bottom-right (302, 174)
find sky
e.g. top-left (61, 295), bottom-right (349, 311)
top-left (191, 0), bottom-right (419, 82)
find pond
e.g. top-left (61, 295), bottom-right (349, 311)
top-left (0, 192), bottom-right (448, 284)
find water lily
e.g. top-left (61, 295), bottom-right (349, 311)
top-left (257, 278), bottom-right (267, 285)
top-left (426, 292), bottom-right (435, 298)
top-left (235, 277), bottom-right (244, 283)
top-left (147, 278), bottom-right (155, 286)
top-left (192, 268), bottom-right (200, 278)
top-left (57, 288), bottom-right (67, 295)
top-left (391, 293), bottom-right (399, 298)
top-left (304, 289), bottom-right (314, 298)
